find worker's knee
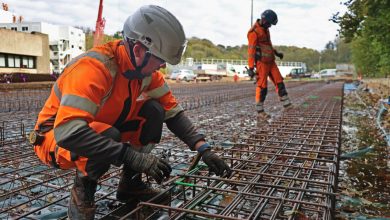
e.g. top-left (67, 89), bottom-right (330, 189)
top-left (260, 87), bottom-right (268, 102)
top-left (138, 99), bottom-right (165, 145)
top-left (84, 161), bottom-right (111, 181)
top-left (260, 87), bottom-right (268, 97)
top-left (139, 99), bottom-right (165, 122)
top-left (277, 83), bottom-right (287, 97)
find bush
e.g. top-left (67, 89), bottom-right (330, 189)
top-left (0, 73), bottom-right (57, 83)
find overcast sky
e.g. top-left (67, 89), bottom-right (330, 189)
top-left (5, 0), bottom-right (346, 51)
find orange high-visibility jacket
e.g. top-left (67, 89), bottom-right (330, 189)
top-left (34, 40), bottom-right (184, 166)
top-left (247, 19), bottom-right (275, 68)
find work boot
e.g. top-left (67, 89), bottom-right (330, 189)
top-left (280, 95), bottom-right (291, 108)
top-left (68, 171), bottom-right (97, 220)
top-left (257, 111), bottom-right (271, 120)
top-left (116, 166), bottom-right (170, 204)
top-left (256, 102), bottom-right (270, 119)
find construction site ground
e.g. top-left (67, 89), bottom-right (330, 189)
top-left (0, 79), bottom-right (389, 219)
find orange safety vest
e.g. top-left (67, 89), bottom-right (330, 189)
top-left (34, 40), bottom-right (182, 162)
top-left (247, 19), bottom-right (275, 68)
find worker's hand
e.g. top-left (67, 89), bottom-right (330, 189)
top-left (247, 68), bottom-right (256, 79)
top-left (122, 146), bottom-right (172, 184)
top-left (202, 150), bottom-right (232, 177)
top-left (275, 51), bottom-right (284, 60)
top-left (253, 75), bottom-right (259, 84)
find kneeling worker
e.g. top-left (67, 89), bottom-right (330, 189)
top-left (31, 5), bottom-right (231, 219)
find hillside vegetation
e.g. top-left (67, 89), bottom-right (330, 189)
top-left (184, 37), bottom-right (351, 72)
top-left (85, 33), bottom-right (351, 72)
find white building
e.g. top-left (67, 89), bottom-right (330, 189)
top-left (0, 7), bottom-right (13, 23)
top-left (0, 21), bottom-right (85, 73)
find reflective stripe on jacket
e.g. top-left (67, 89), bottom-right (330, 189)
top-left (34, 40), bottom-right (182, 159)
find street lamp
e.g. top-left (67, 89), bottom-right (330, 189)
top-left (318, 55), bottom-right (322, 72)
top-left (251, 0), bottom-right (253, 26)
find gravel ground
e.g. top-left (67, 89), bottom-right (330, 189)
top-left (337, 80), bottom-right (390, 219)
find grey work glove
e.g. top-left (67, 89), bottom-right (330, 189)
top-left (275, 51), bottom-right (284, 59)
top-left (202, 150), bottom-right (232, 177)
top-left (122, 146), bottom-right (172, 184)
top-left (247, 68), bottom-right (256, 80)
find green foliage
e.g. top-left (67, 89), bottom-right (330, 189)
top-left (333, 0), bottom-right (390, 77)
top-left (184, 37), bottom-right (246, 60)
top-left (85, 33), bottom-right (122, 50)
top-left (184, 37), bottom-right (350, 72)
top-left (85, 34), bottom-right (94, 50)
top-left (83, 34), bottom-right (351, 73)
top-left (274, 45), bottom-right (321, 71)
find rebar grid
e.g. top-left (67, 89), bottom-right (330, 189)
top-left (0, 89), bottom-right (50, 113)
top-left (0, 81), bottom-right (342, 219)
top-left (120, 83), bottom-right (342, 220)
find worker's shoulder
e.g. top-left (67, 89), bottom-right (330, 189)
top-left (248, 19), bottom-right (259, 30)
top-left (67, 41), bottom-right (120, 71)
top-left (248, 21), bottom-right (263, 34)
top-left (66, 54), bottom-right (110, 73)
top-left (59, 57), bottom-right (113, 86)
top-left (248, 25), bottom-right (256, 33)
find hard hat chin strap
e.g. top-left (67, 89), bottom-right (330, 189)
top-left (123, 38), bottom-right (152, 80)
top-left (261, 19), bottom-right (271, 28)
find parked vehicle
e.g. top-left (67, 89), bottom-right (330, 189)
top-left (168, 69), bottom-right (182, 80)
top-left (318, 69), bottom-right (337, 78)
top-left (311, 73), bottom-right (321, 79)
top-left (176, 69), bottom-right (196, 81)
top-left (169, 69), bottom-right (196, 81)
top-left (288, 68), bottom-right (311, 78)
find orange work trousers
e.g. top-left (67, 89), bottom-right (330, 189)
top-left (34, 99), bottom-right (164, 180)
top-left (255, 61), bottom-right (284, 103)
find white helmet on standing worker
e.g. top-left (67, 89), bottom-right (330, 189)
top-left (123, 5), bottom-right (187, 65)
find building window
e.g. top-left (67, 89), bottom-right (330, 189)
top-left (50, 45), bottom-right (58, 51)
top-left (0, 53), bottom-right (35, 69)
top-left (8, 55), bottom-right (15, 67)
top-left (79, 46), bottom-right (82, 50)
top-left (15, 56), bottom-right (21, 67)
top-left (11, 27), bottom-right (17, 31)
top-left (71, 45), bottom-right (74, 48)
top-left (28, 57), bottom-right (34, 68)
top-left (22, 57), bottom-right (28, 68)
top-left (22, 26), bottom-right (28, 31)
top-left (0, 54), bottom-right (5, 67)
top-left (71, 31), bottom-right (74, 35)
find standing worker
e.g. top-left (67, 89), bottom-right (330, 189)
top-left (247, 9), bottom-right (291, 117)
top-left (233, 72), bottom-right (239, 83)
top-left (30, 5), bottom-right (231, 219)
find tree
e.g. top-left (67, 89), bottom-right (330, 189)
top-left (85, 32), bottom-right (123, 50)
top-left (331, 0), bottom-right (390, 77)
top-left (83, 34), bottom-right (351, 73)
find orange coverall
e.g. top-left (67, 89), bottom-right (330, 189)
top-left (33, 40), bottom-right (203, 180)
top-left (247, 19), bottom-right (287, 103)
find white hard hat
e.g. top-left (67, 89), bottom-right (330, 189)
top-left (123, 5), bottom-right (187, 65)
